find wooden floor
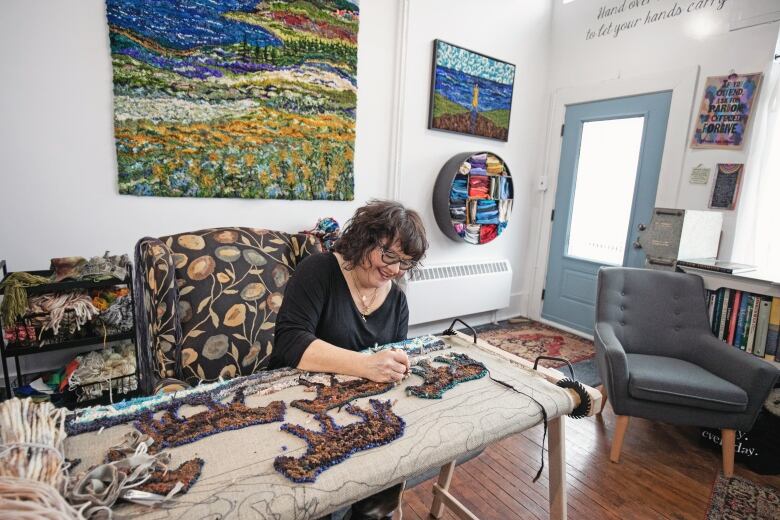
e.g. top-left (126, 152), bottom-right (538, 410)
top-left (401, 401), bottom-right (780, 519)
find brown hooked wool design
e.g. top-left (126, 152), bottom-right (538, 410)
top-left (406, 353), bottom-right (487, 399)
top-left (290, 376), bottom-right (394, 414)
top-left (274, 399), bottom-right (405, 483)
top-left (134, 389), bottom-right (286, 451)
top-left (137, 458), bottom-right (206, 496)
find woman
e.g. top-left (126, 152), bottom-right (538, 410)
top-left (270, 199), bottom-right (428, 520)
top-left (271, 199), bottom-right (427, 380)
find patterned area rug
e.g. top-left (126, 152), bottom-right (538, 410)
top-left (706, 473), bottom-right (780, 519)
top-left (472, 317), bottom-right (595, 370)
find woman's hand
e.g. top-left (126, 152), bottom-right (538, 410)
top-left (361, 349), bottom-right (410, 382)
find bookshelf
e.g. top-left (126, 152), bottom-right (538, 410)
top-left (677, 266), bottom-right (780, 369)
top-left (676, 266), bottom-right (780, 298)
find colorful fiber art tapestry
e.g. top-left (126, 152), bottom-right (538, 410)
top-left (691, 72), bottom-right (762, 149)
top-left (428, 40), bottom-right (515, 141)
top-left (274, 400), bottom-right (405, 483)
top-left (407, 353), bottom-right (487, 399)
top-left (107, 0), bottom-right (359, 199)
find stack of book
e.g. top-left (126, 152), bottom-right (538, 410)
top-left (677, 258), bottom-right (756, 274)
top-left (705, 288), bottom-right (780, 360)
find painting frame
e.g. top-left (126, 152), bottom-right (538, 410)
top-left (427, 39), bottom-right (516, 142)
top-left (691, 72), bottom-right (762, 150)
top-left (107, 0), bottom-right (359, 200)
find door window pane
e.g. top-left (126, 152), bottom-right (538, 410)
top-left (567, 117), bottom-right (645, 265)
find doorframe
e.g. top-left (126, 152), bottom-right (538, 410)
top-left (526, 66), bottom-right (700, 332)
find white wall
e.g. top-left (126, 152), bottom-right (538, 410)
top-left (0, 1), bottom-right (555, 374)
top-left (543, 0), bottom-right (779, 266)
top-left (399, 0), bottom-right (554, 325)
top-left (0, 0), bottom-right (399, 271)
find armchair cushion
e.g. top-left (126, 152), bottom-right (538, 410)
top-left (627, 353), bottom-right (748, 413)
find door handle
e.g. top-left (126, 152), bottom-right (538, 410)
top-left (633, 239), bottom-right (642, 249)
top-left (637, 223), bottom-right (646, 231)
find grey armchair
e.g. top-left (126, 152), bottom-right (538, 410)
top-left (595, 267), bottom-right (779, 476)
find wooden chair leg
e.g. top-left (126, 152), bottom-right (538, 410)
top-left (721, 429), bottom-right (735, 477)
top-left (610, 415), bottom-right (630, 463)
top-left (598, 385), bottom-right (608, 414)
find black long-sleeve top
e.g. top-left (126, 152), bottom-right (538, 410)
top-left (269, 252), bottom-right (409, 369)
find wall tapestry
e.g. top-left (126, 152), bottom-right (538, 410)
top-left (428, 40), bottom-right (515, 142)
top-left (691, 72), bottom-right (762, 149)
top-left (107, 0), bottom-right (359, 199)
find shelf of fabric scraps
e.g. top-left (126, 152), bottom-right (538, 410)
top-left (3, 331), bottom-right (134, 357)
top-left (0, 270), bottom-right (131, 296)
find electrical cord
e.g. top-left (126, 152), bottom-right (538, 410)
top-left (486, 369), bottom-right (548, 482)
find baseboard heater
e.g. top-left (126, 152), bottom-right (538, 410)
top-left (405, 259), bottom-right (512, 325)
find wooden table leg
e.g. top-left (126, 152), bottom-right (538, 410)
top-left (430, 460), bottom-right (456, 519)
top-left (548, 416), bottom-right (567, 520)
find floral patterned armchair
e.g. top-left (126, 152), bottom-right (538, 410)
top-left (133, 227), bottom-right (322, 394)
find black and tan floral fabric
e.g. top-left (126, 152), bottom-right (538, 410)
top-left (135, 237), bottom-right (182, 393)
top-left (135, 228), bottom-right (321, 389)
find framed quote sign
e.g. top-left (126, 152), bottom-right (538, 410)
top-left (691, 73), bottom-right (762, 149)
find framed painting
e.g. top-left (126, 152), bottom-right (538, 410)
top-left (428, 40), bottom-right (516, 142)
top-left (107, 0), bottom-right (359, 200)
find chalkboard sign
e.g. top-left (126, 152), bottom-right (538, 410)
top-left (709, 163), bottom-right (744, 210)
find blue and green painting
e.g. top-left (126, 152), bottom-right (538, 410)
top-left (429, 40), bottom-right (515, 141)
top-left (107, 0), bottom-right (359, 199)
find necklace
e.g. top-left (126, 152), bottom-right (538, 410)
top-left (350, 269), bottom-right (379, 320)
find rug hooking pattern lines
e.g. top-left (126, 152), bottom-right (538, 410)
top-left (407, 353), bottom-right (488, 399)
top-left (134, 389), bottom-right (286, 451)
top-left (290, 376), bottom-right (394, 414)
top-left (274, 399), bottom-right (405, 483)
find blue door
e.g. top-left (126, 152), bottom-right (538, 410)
top-left (542, 92), bottom-right (672, 335)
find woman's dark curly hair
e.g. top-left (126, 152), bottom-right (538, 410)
top-left (334, 200), bottom-right (428, 270)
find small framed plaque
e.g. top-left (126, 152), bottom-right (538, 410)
top-left (708, 163), bottom-right (744, 210)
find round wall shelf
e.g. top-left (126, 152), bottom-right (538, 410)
top-left (432, 151), bottom-right (513, 244)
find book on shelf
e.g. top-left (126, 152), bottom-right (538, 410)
top-left (727, 290), bottom-right (741, 345)
top-left (718, 288), bottom-right (731, 340)
top-left (745, 295), bottom-right (760, 353)
top-left (677, 258), bottom-right (757, 274)
top-left (753, 297), bottom-right (771, 358)
top-left (765, 297), bottom-right (780, 360)
top-left (704, 289), bottom-right (778, 359)
top-left (734, 292), bottom-right (750, 348)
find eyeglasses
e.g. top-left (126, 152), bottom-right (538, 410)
top-left (379, 246), bottom-right (417, 270)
